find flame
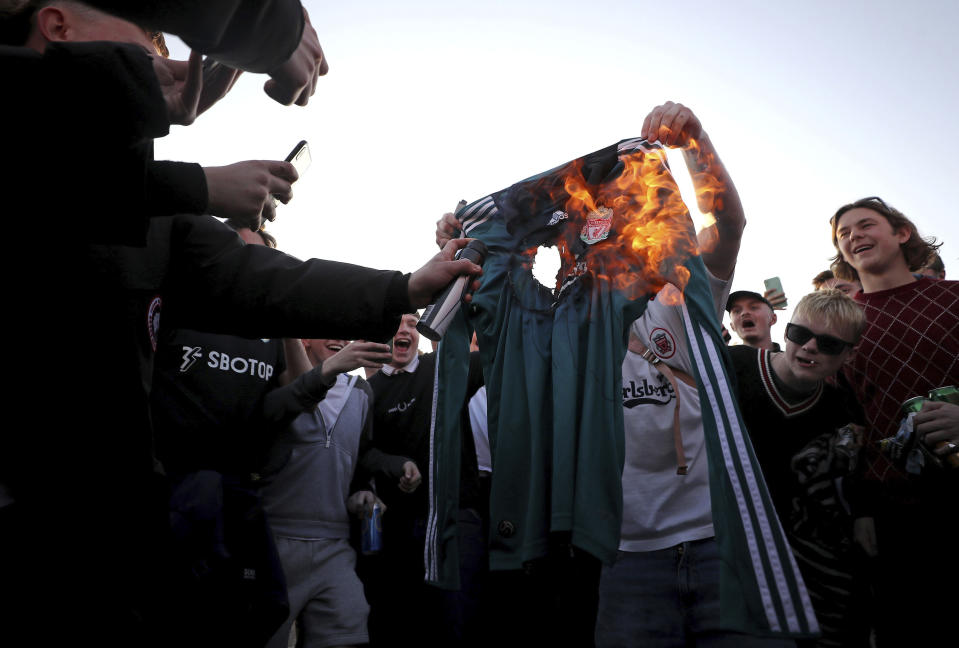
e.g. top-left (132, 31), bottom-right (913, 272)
top-left (686, 137), bottom-right (726, 256)
top-left (545, 144), bottom-right (708, 304)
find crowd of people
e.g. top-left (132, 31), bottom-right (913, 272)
top-left (0, 3), bottom-right (955, 648)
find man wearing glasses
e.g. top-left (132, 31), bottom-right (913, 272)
top-left (727, 290), bottom-right (869, 648)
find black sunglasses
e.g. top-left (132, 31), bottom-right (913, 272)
top-left (784, 323), bottom-right (853, 356)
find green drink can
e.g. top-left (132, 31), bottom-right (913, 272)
top-left (901, 396), bottom-right (927, 415)
top-left (928, 385), bottom-right (959, 406)
top-left (921, 386), bottom-right (959, 469)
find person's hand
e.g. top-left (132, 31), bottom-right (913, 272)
top-left (407, 238), bottom-right (483, 308)
top-left (320, 341), bottom-right (393, 382)
top-left (264, 8), bottom-right (328, 106)
top-left (853, 517), bottom-right (878, 557)
top-left (203, 160), bottom-right (298, 230)
top-left (347, 491), bottom-right (386, 518)
top-left (152, 51), bottom-right (203, 125)
top-left (763, 288), bottom-right (788, 311)
top-left (641, 101), bottom-right (703, 149)
top-left (196, 60), bottom-right (243, 116)
top-left (435, 212), bottom-right (463, 249)
top-left (398, 461), bottom-right (422, 493)
top-left (914, 401), bottom-right (959, 454)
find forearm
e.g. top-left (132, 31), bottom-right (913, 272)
top-left (84, 0), bottom-right (305, 73)
top-left (260, 363), bottom-right (334, 426)
top-left (683, 132), bottom-right (744, 279)
top-left (357, 421), bottom-right (409, 481)
top-left (164, 215), bottom-right (412, 342)
top-left (279, 338), bottom-right (313, 385)
top-left (147, 161), bottom-right (208, 217)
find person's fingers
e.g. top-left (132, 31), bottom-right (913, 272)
top-left (317, 41), bottom-right (329, 77)
top-left (667, 107), bottom-right (691, 146)
top-left (442, 212), bottom-right (462, 230)
top-left (270, 180), bottom-right (293, 204)
top-left (295, 82), bottom-right (310, 107)
top-left (178, 51), bottom-right (204, 124)
top-left (644, 103), bottom-right (671, 143)
top-left (440, 237), bottom-right (475, 259)
top-left (263, 79), bottom-right (291, 105)
top-left (640, 110), bottom-right (654, 141)
top-left (658, 102), bottom-right (683, 145)
top-left (451, 258), bottom-right (482, 277)
top-left (266, 160), bottom-right (298, 183)
top-left (260, 199), bottom-right (276, 224)
top-left (932, 439), bottom-right (958, 455)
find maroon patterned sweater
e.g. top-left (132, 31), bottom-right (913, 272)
top-left (844, 277), bottom-right (959, 483)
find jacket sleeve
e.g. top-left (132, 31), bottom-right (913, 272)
top-left (354, 380), bottom-right (410, 485)
top-left (147, 161), bottom-right (209, 217)
top-left (164, 214), bottom-right (413, 343)
top-left (83, 0), bottom-right (304, 72)
top-left (260, 363), bottom-right (334, 428)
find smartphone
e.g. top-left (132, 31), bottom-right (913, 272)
top-left (272, 140), bottom-right (311, 207)
top-left (285, 139), bottom-right (312, 177)
top-left (763, 276), bottom-right (786, 308)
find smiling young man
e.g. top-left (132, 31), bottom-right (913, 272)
top-left (728, 290), bottom-right (868, 647)
top-left (829, 196), bottom-right (958, 647)
top-left (256, 336), bottom-right (412, 648)
top-left (726, 290), bottom-right (780, 350)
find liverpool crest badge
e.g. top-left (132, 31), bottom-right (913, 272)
top-left (580, 206), bottom-right (613, 244)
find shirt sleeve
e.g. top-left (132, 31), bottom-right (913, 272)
top-left (82, 0), bottom-right (305, 73)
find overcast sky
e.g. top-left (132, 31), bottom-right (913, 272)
top-left (156, 0), bottom-right (959, 346)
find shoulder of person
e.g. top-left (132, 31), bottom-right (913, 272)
top-left (727, 344), bottom-right (759, 363)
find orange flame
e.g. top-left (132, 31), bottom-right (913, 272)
top-left (547, 144), bottom-right (711, 304)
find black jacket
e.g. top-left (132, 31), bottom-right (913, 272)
top-left (2, 214), bottom-right (411, 644)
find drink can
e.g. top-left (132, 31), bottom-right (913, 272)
top-left (362, 503), bottom-right (383, 555)
top-left (927, 386), bottom-right (959, 469)
top-left (901, 396), bottom-right (927, 415)
top-left (928, 385), bottom-right (959, 406)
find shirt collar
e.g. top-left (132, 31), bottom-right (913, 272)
top-left (381, 354), bottom-right (420, 376)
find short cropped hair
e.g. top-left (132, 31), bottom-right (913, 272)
top-left (792, 289), bottom-right (866, 344)
top-left (829, 197), bottom-right (941, 281)
top-left (811, 270), bottom-right (834, 290)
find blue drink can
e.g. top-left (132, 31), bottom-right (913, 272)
top-left (362, 503), bottom-right (383, 555)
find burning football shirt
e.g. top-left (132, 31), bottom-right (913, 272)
top-left (426, 138), bottom-right (818, 639)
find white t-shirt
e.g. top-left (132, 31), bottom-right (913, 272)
top-left (619, 272), bottom-right (732, 551)
top-left (468, 386), bottom-right (491, 473)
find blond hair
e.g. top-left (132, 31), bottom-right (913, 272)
top-left (792, 289), bottom-right (866, 344)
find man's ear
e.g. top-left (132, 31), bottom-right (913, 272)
top-left (301, 339), bottom-right (311, 351)
top-left (770, 311), bottom-right (778, 326)
top-left (840, 346), bottom-right (855, 365)
top-left (33, 6), bottom-right (72, 43)
top-left (895, 225), bottom-right (911, 245)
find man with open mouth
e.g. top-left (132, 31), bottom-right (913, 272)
top-left (365, 312), bottom-right (485, 645)
top-left (726, 290), bottom-right (780, 351)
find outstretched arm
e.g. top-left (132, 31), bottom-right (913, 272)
top-left (642, 101), bottom-right (745, 281)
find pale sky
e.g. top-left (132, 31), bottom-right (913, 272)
top-left (156, 0), bottom-right (959, 347)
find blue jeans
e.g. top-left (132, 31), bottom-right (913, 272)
top-left (595, 538), bottom-right (796, 648)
